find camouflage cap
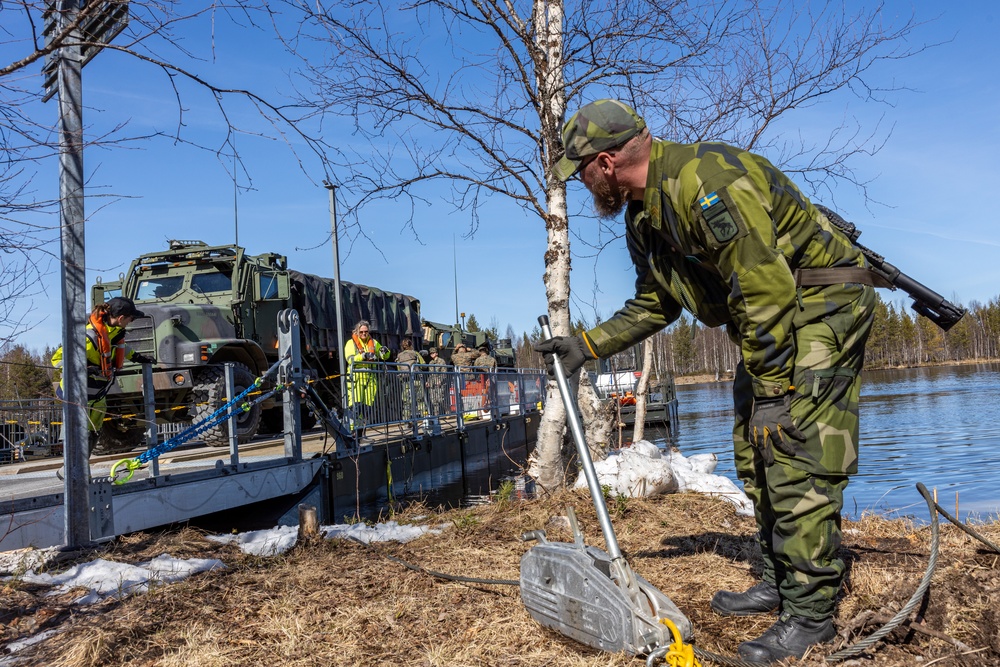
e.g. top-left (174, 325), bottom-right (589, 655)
top-left (553, 100), bottom-right (646, 182)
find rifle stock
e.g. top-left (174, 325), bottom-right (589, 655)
top-left (815, 205), bottom-right (966, 331)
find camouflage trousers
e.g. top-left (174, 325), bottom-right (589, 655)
top-left (732, 286), bottom-right (875, 619)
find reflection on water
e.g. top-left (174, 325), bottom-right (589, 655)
top-left (668, 363), bottom-right (1000, 522)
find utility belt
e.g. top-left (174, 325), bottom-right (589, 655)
top-left (793, 266), bottom-right (894, 289)
top-left (87, 370), bottom-right (115, 402)
top-left (56, 373), bottom-right (114, 403)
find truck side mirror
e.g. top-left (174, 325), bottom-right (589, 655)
top-left (91, 279), bottom-right (122, 307)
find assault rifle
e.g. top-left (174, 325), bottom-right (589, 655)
top-left (816, 205), bottom-right (966, 331)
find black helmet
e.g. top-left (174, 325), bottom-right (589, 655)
top-left (107, 297), bottom-right (145, 319)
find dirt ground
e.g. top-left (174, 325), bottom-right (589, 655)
top-left (2, 490), bottom-right (999, 667)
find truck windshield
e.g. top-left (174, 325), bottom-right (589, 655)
top-left (136, 276), bottom-right (184, 300)
top-left (191, 272), bottom-right (232, 294)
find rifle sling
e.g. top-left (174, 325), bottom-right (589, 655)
top-left (794, 267), bottom-right (894, 289)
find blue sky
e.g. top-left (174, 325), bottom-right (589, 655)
top-left (7, 1), bottom-right (999, 351)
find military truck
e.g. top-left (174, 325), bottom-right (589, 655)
top-left (420, 320), bottom-right (514, 367)
top-left (92, 240), bottom-right (422, 450)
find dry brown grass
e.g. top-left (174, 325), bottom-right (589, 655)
top-left (3, 492), bottom-right (999, 667)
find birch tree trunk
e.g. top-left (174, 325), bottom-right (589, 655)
top-left (578, 375), bottom-right (612, 460)
top-left (527, 0), bottom-right (570, 492)
top-left (632, 339), bottom-right (654, 443)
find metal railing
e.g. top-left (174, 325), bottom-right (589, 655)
top-left (344, 361), bottom-right (545, 436)
top-left (0, 365), bottom-right (547, 464)
top-left (0, 398), bottom-right (63, 463)
top-left (0, 396), bottom-right (189, 465)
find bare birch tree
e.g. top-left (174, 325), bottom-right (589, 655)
top-left (0, 1), bottom-right (326, 344)
top-left (275, 0), bottom-right (924, 488)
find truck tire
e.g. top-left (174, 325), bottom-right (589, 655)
top-left (98, 420), bottom-right (147, 454)
top-left (192, 363), bottom-right (262, 446)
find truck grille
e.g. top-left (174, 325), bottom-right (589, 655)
top-left (125, 316), bottom-right (156, 357)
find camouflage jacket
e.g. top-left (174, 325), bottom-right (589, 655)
top-left (451, 350), bottom-right (479, 367)
top-left (473, 353), bottom-right (497, 370)
top-left (585, 139), bottom-right (868, 399)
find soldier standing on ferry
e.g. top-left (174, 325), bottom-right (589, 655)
top-left (395, 339), bottom-right (424, 419)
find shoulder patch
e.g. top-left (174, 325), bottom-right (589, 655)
top-left (697, 188), bottom-right (747, 248)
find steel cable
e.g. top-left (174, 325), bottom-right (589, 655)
top-left (823, 482), bottom-right (941, 661)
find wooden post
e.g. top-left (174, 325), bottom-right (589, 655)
top-left (298, 504), bottom-right (320, 543)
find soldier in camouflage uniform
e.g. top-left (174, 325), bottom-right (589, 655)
top-left (451, 344), bottom-right (483, 416)
top-left (450, 344), bottom-right (479, 367)
top-left (425, 348), bottom-right (450, 414)
top-left (473, 343), bottom-right (497, 371)
top-left (395, 339), bottom-right (425, 419)
top-left (535, 100), bottom-right (877, 663)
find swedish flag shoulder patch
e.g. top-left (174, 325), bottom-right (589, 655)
top-left (696, 188), bottom-right (745, 246)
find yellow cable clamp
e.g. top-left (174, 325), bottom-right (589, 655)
top-left (657, 618), bottom-right (701, 667)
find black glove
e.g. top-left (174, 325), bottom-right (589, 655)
top-left (532, 335), bottom-right (594, 379)
top-left (362, 352), bottom-right (377, 362)
top-left (749, 394), bottom-right (805, 463)
top-left (131, 352), bottom-right (155, 365)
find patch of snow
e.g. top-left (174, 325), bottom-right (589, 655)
top-left (206, 525), bottom-right (299, 557)
top-left (8, 555), bottom-right (225, 606)
top-left (323, 520), bottom-right (439, 545)
top-left (1, 629), bottom-right (59, 659)
top-left (574, 439), bottom-right (678, 497)
top-left (0, 547), bottom-right (61, 576)
top-left (206, 520), bottom-right (441, 556)
top-left (574, 441), bottom-right (753, 516)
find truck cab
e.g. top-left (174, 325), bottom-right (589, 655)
top-left (91, 241), bottom-right (291, 450)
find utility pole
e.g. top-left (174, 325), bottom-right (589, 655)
top-left (325, 182), bottom-right (348, 413)
top-left (55, 0), bottom-right (91, 549)
top-left (453, 235), bottom-right (460, 327)
top-left (44, 0), bottom-right (130, 549)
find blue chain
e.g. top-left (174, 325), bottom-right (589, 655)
top-left (136, 380), bottom-right (268, 464)
top-left (110, 356), bottom-right (288, 483)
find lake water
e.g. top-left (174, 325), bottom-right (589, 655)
top-left (668, 362), bottom-right (1000, 523)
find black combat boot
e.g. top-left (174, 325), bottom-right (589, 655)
top-left (710, 581), bottom-right (780, 616)
top-left (737, 612), bottom-right (836, 663)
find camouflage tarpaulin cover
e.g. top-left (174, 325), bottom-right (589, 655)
top-left (288, 271), bottom-right (421, 351)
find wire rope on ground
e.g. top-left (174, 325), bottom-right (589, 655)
top-left (823, 482), bottom-right (940, 662)
top-left (347, 537), bottom-right (520, 586)
top-left (348, 479), bottom-right (1000, 666)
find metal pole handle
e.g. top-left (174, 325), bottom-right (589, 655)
top-left (539, 315), bottom-right (623, 561)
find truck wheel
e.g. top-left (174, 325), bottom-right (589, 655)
top-left (98, 420), bottom-right (147, 454)
top-left (192, 363), bottom-right (262, 446)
